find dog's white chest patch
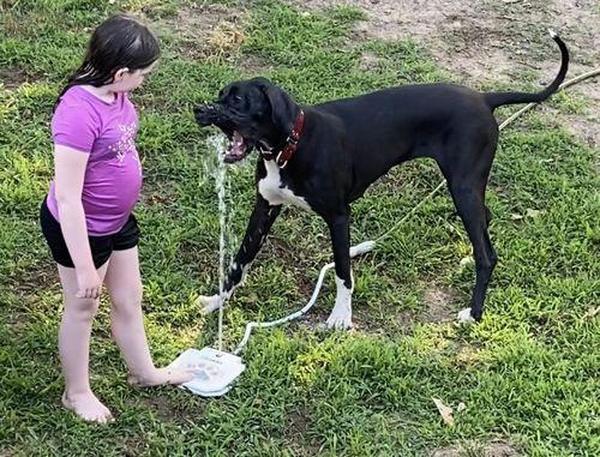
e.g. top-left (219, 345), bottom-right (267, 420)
top-left (258, 160), bottom-right (311, 211)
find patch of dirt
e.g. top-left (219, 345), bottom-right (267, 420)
top-left (9, 260), bottom-right (57, 296)
top-left (0, 67), bottom-right (30, 89)
top-left (121, 436), bottom-right (148, 457)
top-left (292, 0), bottom-right (600, 146)
top-left (298, 0), bottom-right (599, 80)
top-left (286, 408), bottom-right (311, 435)
top-left (422, 285), bottom-right (458, 322)
top-left (271, 281), bottom-right (459, 335)
top-left (395, 284), bottom-right (460, 329)
top-left (359, 51), bottom-right (381, 71)
top-left (154, 3), bottom-right (248, 60)
top-left (139, 189), bottom-right (174, 207)
top-left (284, 408), bottom-right (323, 456)
top-left (432, 440), bottom-right (521, 457)
top-left (545, 97), bottom-right (600, 149)
top-left (141, 395), bottom-right (200, 424)
top-left (297, 305), bottom-right (332, 331)
top-left (5, 312), bottom-right (29, 333)
top-left (238, 54), bottom-right (274, 75)
top-left (563, 113), bottom-right (600, 149)
top-left (349, 283), bottom-right (461, 336)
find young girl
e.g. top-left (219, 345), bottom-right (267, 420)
top-left (40, 14), bottom-right (192, 423)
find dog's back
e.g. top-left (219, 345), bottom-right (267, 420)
top-left (312, 83), bottom-right (495, 188)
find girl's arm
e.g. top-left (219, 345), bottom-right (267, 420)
top-left (54, 144), bottom-right (102, 299)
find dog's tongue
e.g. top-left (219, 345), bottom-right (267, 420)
top-left (231, 131), bottom-right (244, 154)
top-left (225, 131), bottom-right (247, 162)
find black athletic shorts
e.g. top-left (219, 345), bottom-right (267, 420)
top-left (40, 198), bottom-right (140, 269)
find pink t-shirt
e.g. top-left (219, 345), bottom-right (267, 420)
top-left (47, 86), bottom-right (143, 236)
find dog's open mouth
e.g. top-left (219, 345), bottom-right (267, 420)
top-left (224, 131), bottom-right (250, 163)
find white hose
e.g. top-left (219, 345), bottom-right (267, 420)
top-left (232, 241), bottom-right (375, 355)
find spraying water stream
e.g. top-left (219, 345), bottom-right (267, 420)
top-left (206, 134), bottom-right (230, 351)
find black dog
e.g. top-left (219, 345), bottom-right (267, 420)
top-left (194, 32), bottom-right (568, 328)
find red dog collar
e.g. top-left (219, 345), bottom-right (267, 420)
top-left (272, 110), bottom-right (305, 168)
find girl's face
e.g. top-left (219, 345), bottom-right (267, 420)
top-left (111, 61), bottom-right (157, 92)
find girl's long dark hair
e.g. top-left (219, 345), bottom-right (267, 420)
top-left (54, 14), bottom-right (159, 111)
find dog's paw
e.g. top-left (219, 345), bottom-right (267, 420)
top-left (196, 294), bottom-right (224, 314)
top-left (457, 307), bottom-right (476, 324)
top-left (326, 307), bottom-right (353, 330)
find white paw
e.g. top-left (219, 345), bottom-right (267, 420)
top-left (457, 307), bottom-right (476, 324)
top-left (327, 275), bottom-right (354, 330)
top-left (196, 294), bottom-right (224, 314)
top-left (326, 306), bottom-right (353, 330)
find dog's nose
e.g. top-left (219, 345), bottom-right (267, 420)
top-left (194, 102), bottom-right (219, 116)
top-left (194, 103), bottom-right (221, 126)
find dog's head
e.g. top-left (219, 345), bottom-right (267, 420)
top-left (194, 77), bottom-right (298, 163)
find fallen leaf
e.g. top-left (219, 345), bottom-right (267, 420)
top-left (432, 397), bottom-right (454, 426)
top-left (457, 402), bottom-right (467, 412)
top-left (511, 213), bottom-right (524, 220)
top-left (584, 306), bottom-right (600, 319)
top-left (526, 208), bottom-right (542, 218)
top-left (459, 256), bottom-right (474, 268)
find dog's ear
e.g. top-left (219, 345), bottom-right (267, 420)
top-left (253, 78), bottom-right (297, 133)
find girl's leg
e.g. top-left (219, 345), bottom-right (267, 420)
top-left (104, 246), bottom-right (192, 386)
top-left (58, 262), bottom-right (112, 423)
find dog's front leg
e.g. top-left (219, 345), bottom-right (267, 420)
top-left (326, 212), bottom-right (354, 329)
top-left (197, 195), bottom-right (281, 313)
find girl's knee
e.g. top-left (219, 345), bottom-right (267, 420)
top-left (65, 297), bottom-right (100, 320)
top-left (110, 288), bottom-right (142, 314)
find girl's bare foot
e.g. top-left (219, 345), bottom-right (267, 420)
top-left (61, 391), bottom-right (113, 424)
top-left (127, 366), bottom-right (194, 387)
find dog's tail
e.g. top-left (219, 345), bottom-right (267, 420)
top-left (484, 30), bottom-right (569, 110)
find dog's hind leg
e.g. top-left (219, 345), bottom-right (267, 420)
top-left (197, 195), bottom-right (281, 313)
top-left (439, 141), bottom-right (498, 323)
top-left (451, 184), bottom-right (497, 322)
top-left (325, 211), bottom-right (354, 329)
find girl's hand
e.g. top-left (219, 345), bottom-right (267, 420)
top-left (76, 267), bottom-right (102, 299)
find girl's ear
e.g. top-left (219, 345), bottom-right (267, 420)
top-left (113, 67), bottom-right (130, 82)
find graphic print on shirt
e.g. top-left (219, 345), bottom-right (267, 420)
top-left (108, 123), bottom-right (142, 176)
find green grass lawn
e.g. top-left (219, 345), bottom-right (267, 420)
top-left (1, 0), bottom-right (599, 455)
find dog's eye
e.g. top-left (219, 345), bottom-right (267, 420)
top-left (233, 95), bottom-right (243, 103)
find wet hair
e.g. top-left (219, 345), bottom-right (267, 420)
top-left (54, 14), bottom-right (159, 111)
